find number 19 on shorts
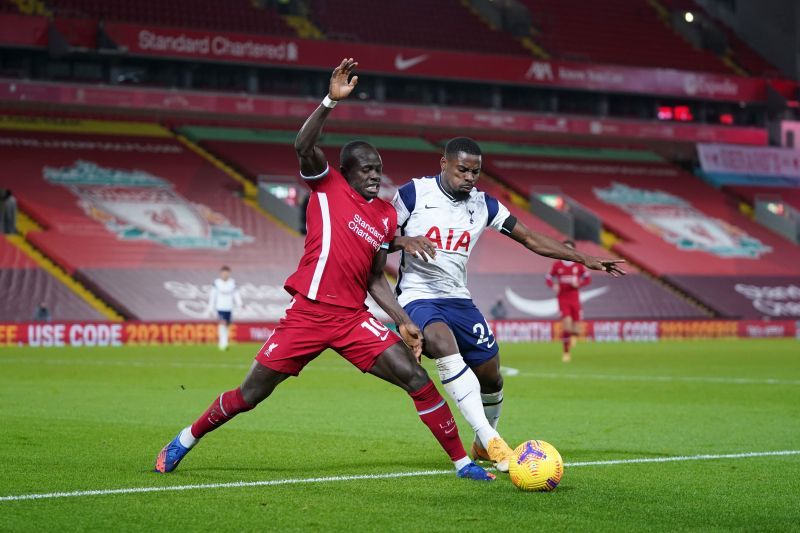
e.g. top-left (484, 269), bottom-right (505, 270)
top-left (361, 317), bottom-right (390, 340)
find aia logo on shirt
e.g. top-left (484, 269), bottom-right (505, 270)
top-left (426, 226), bottom-right (471, 252)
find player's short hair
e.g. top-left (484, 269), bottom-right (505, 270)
top-left (444, 137), bottom-right (482, 159)
top-left (220, 265), bottom-right (231, 272)
top-left (563, 239), bottom-right (575, 248)
top-left (340, 140), bottom-right (377, 171)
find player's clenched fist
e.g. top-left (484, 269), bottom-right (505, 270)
top-left (399, 322), bottom-right (424, 361)
top-left (329, 58), bottom-right (359, 101)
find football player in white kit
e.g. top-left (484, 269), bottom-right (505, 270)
top-left (208, 266), bottom-right (243, 351)
top-left (391, 137), bottom-right (626, 471)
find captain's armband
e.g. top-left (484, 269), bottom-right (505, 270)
top-left (500, 215), bottom-right (517, 235)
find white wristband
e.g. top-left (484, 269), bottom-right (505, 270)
top-left (322, 95), bottom-right (338, 109)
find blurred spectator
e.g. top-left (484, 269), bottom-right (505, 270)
top-left (490, 299), bottom-right (507, 320)
top-left (32, 302), bottom-right (52, 322)
top-left (1, 189), bottom-right (17, 234)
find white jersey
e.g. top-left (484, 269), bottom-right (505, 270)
top-left (392, 174), bottom-right (512, 306)
top-left (208, 278), bottom-right (242, 312)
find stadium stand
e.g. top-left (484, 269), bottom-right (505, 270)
top-left (658, 0), bottom-right (779, 76)
top-left (0, 236), bottom-right (105, 320)
top-left (306, 0), bottom-right (529, 55)
top-left (723, 185), bottom-right (800, 213)
top-left (520, 0), bottom-right (732, 73)
top-left (42, 0), bottom-right (295, 35)
top-left (481, 142), bottom-right (800, 318)
top-left (183, 125), bottom-right (705, 320)
top-left (0, 124), bottom-right (303, 321)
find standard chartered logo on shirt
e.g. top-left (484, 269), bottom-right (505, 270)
top-left (348, 214), bottom-right (386, 250)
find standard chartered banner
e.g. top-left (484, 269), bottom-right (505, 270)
top-left (1, 319), bottom-right (796, 348)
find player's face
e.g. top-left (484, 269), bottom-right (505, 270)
top-left (220, 269), bottom-right (230, 280)
top-left (440, 152), bottom-right (481, 200)
top-left (343, 147), bottom-right (383, 200)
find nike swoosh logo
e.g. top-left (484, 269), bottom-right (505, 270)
top-left (456, 391), bottom-right (472, 403)
top-left (379, 331), bottom-right (390, 341)
top-left (424, 204), bottom-right (438, 209)
top-left (444, 426), bottom-right (457, 434)
top-left (394, 54), bottom-right (429, 71)
top-left (504, 286), bottom-right (610, 317)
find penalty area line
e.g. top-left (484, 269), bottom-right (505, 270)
top-left (1, 450), bottom-right (798, 503)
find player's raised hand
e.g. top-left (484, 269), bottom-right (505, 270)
top-left (398, 235), bottom-right (437, 262)
top-left (399, 322), bottom-right (424, 361)
top-left (329, 58), bottom-right (359, 101)
top-left (584, 257), bottom-right (627, 277)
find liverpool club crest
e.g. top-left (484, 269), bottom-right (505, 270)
top-left (44, 160), bottom-right (253, 249)
top-left (594, 182), bottom-right (771, 258)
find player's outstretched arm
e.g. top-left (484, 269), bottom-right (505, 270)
top-left (294, 57), bottom-right (359, 177)
top-left (367, 248), bottom-right (423, 359)
top-left (509, 221), bottom-right (627, 277)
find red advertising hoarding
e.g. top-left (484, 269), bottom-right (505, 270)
top-left (1, 319), bottom-right (796, 347)
top-left (102, 22), bottom-right (794, 103)
top-left (0, 80), bottom-right (768, 145)
top-left (0, 14), bottom-right (794, 103)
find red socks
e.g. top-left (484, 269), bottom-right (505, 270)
top-left (187, 383), bottom-right (468, 465)
top-left (409, 380), bottom-right (467, 462)
top-left (190, 388), bottom-right (253, 439)
top-left (562, 332), bottom-right (571, 353)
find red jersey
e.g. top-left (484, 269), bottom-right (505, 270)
top-left (546, 260), bottom-right (590, 300)
top-left (284, 165), bottom-right (397, 310)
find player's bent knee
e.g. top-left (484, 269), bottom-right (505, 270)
top-left (240, 362), bottom-right (289, 406)
top-left (405, 366), bottom-right (431, 393)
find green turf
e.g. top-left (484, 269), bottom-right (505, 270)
top-left (1, 340), bottom-right (799, 531)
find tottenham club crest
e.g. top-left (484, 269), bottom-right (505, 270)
top-left (44, 160), bottom-right (253, 249)
top-left (594, 182), bottom-right (771, 258)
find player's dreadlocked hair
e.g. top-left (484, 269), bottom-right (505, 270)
top-left (444, 137), bottom-right (482, 159)
top-left (340, 140), bottom-right (377, 171)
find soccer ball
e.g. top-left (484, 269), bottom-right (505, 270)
top-left (509, 440), bottom-right (563, 492)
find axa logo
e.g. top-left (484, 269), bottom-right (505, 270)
top-left (525, 61), bottom-right (554, 81)
top-left (426, 227), bottom-right (471, 252)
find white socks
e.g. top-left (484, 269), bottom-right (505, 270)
top-left (218, 323), bottom-right (228, 350)
top-left (453, 456), bottom-right (472, 470)
top-left (435, 354), bottom-right (499, 449)
top-left (178, 426), bottom-right (198, 449)
top-left (474, 390), bottom-right (503, 447)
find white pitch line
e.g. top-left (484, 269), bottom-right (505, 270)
top-left (566, 449), bottom-right (800, 467)
top-left (1, 450), bottom-right (798, 503)
top-left (521, 372), bottom-right (800, 386)
top-left (4, 359), bottom-right (797, 385)
top-left (500, 366), bottom-right (520, 376)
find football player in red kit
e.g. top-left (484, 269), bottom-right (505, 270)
top-left (153, 59), bottom-right (494, 481)
top-left (547, 240), bottom-right (591, 362)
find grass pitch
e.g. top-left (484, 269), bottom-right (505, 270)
top-left (1, 339), bottom-right (799, 531)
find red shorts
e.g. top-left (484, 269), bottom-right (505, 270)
top-left (558, 297), bottom-right (582, 322)
top-left (255, 294), bottom-right (402, 376)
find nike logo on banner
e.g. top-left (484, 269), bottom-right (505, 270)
top-left (504, 286), bottom-right (610, 317)
top-left (394, 54), bottom-right (428, 71)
